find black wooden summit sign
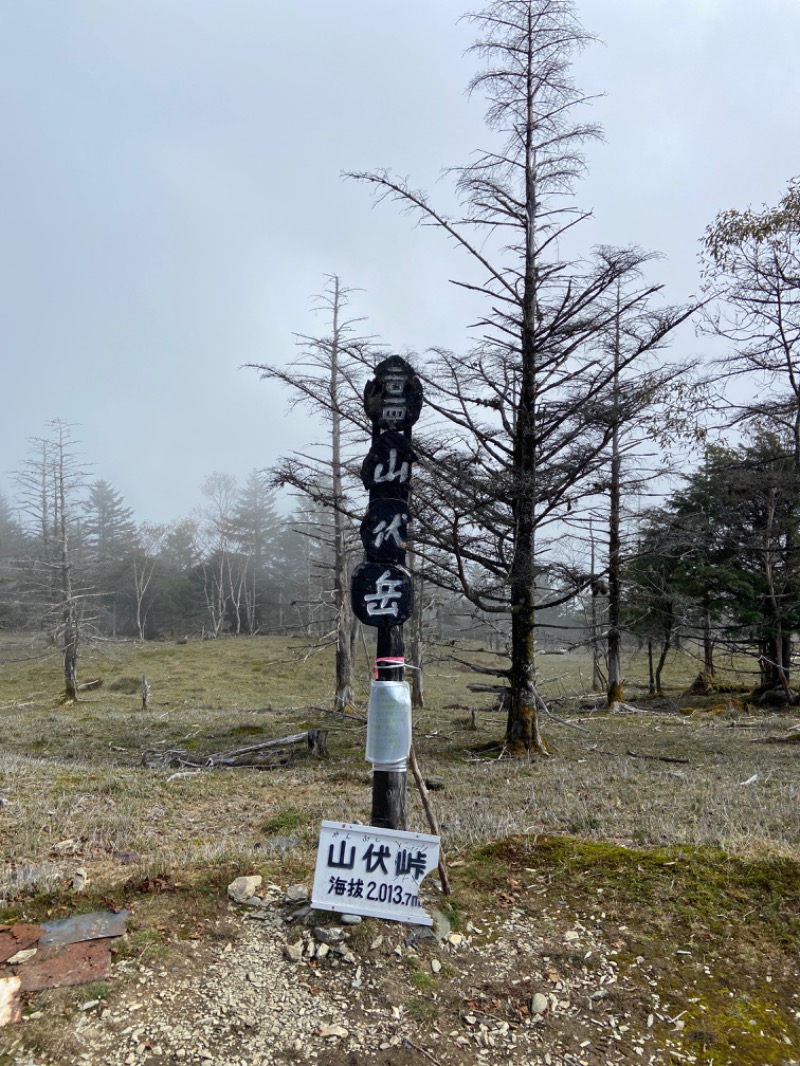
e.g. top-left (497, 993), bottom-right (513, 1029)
top-left (351, 562), bottom-right (413, 626)
top-left (360, 499), bottom-right (409, 564)
top-left (351, 357), bottom-right (422, 630)
top-left (363, 358), bottom-right (423, 432)
top-left (361, 432), bottom-right (416, 501)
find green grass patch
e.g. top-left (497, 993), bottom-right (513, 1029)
top-left (261, 808), bottom-right (309, 836)
top-left (463, 835), bottom-right (800, 1065)
top-left (474, 836), bottom-right (800, 947)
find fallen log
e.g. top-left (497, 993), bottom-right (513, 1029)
top-left (449, 654), bottom-right (509, 678)
top-left (626, 749), bottom-right (690, 765)
top-left (142, 729), bottom-right (328, 770)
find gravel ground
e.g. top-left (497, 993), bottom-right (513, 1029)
top-left (4, 880), bottom-right (717, 1066)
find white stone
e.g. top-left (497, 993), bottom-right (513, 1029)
top-left (227, 875), bottom-right (263, 903)
top-left (319, 1024), bottom-right (348, 1039)
top-left (0, 976), bottom-right (22, 1028)
top-left (530, 993), bottom-right (549, 1015)
top-left (6, 948), bottom-right (37, 965)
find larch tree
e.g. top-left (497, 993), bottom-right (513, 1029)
top-left (15, 421), bottom-right (88, 701)
top-left (82, 478), bottom-right (136, 636)
top-left (198, 472), bottom-right (241, 637)
top-left (249, 276), bottom-right (372, 714)
top-left (595, 278), bottom-right (698, 709)
top-left (231, 469), bottom-right (280, 634)
top-left (351, 0), bottom-right (692, 753)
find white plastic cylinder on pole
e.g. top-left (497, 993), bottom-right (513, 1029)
top-left (365, 680), bottom-right (411, 772)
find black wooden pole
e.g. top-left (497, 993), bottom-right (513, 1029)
top-left (371, 624), bottom-right (407, 829)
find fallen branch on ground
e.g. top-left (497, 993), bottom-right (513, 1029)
top-left (531, 682), bottom-right (590, 734)
top-left (401, 1037), bottom-right (444, 1066)
top-left (448, 654), bottom-right (509, 678)
top-left (761, 731), bottom-right (800, 744)
top-left (142, 729), bottom-right (329, 770)
top-left (626, 749), bottom-right (690, 765)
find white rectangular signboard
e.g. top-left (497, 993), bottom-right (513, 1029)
top-left (311, 821), bottom-right (440, 926)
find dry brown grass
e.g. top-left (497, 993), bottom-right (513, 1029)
top-left (0, 631), bottom-right (796, 902)
top-left (3, 633), bottom-right (800, 1066)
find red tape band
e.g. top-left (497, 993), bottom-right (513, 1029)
top-left (374, 656), bottom-right (405, 679)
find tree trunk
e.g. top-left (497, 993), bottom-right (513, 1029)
top-left (504, 69), bottom-right (546, 758)
top-left (606, 303), bottom-right (623, 707)
top-left (330, 278), bottom-right (355, 714)
top-left (506, 528), bottom-right (545, 755)
top-left (589, 520), bottom-right (604, 692)
top-left (763, 487), bottom-right (788, 693)
top-left (654, 605), bottom-right (674, 696)
top-left (759, 639), bottom-right (771, 688)
top-left (58, 439), bottom-right (79, 702)
top-left (647, 639), bottom-right (656, 696)
top-left (702, 607), bottom-right (714, 677)
top-left (783, 634), bottom-right (792, 687)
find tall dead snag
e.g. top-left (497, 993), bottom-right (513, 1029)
top-left (350, 0), bottom-right (693, 754)
top-left (249, 276), bottom-right (370, 714)
top-left (15, 421), bottom-right (88, 702)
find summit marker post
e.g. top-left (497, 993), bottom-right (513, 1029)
top-left (351, 356), bottom-right (423, 830)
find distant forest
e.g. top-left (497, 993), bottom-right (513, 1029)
top-left (0, 427), bottom-right (499, 647)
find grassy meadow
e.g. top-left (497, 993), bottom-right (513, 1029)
top-left (0, 630), bottom-right (795, 883)
top-left (1, 631), bottom-right (800, 1065)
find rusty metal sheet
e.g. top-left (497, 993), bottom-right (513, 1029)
top-left (17, 939), bottom-right (112, 992)
top-left (38, 910), bottom-right (128, 948)
top-left (0, 976), bottom-right (22, 1027)
top-left (0, 924), bottom-right (43, 964)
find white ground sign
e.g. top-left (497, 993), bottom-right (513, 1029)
top-left (311, 821), bottom-right (440, 926)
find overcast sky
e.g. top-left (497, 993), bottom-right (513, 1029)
top-left (1, 0), bottom-right (798, 524)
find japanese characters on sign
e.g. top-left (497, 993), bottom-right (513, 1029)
top-left (352, 356), bottom-right (422, 630)
top-left (360, 433), bottom-right (417, 501)
top-left (311, 821), bottom-right (439, 925)
top-left (351, 562), bottom-right (413, 627)
top-left (363, 357), bottom-right (423, 432)
top-left (359, 500), bottom-right (409, 564)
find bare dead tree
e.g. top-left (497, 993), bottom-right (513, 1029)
top-left (130, 523), bottom-right (166, 640)
top-left (14, 420), bottom-right (90, 701)
top-left (248, 276), bottom-right (373, 713)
